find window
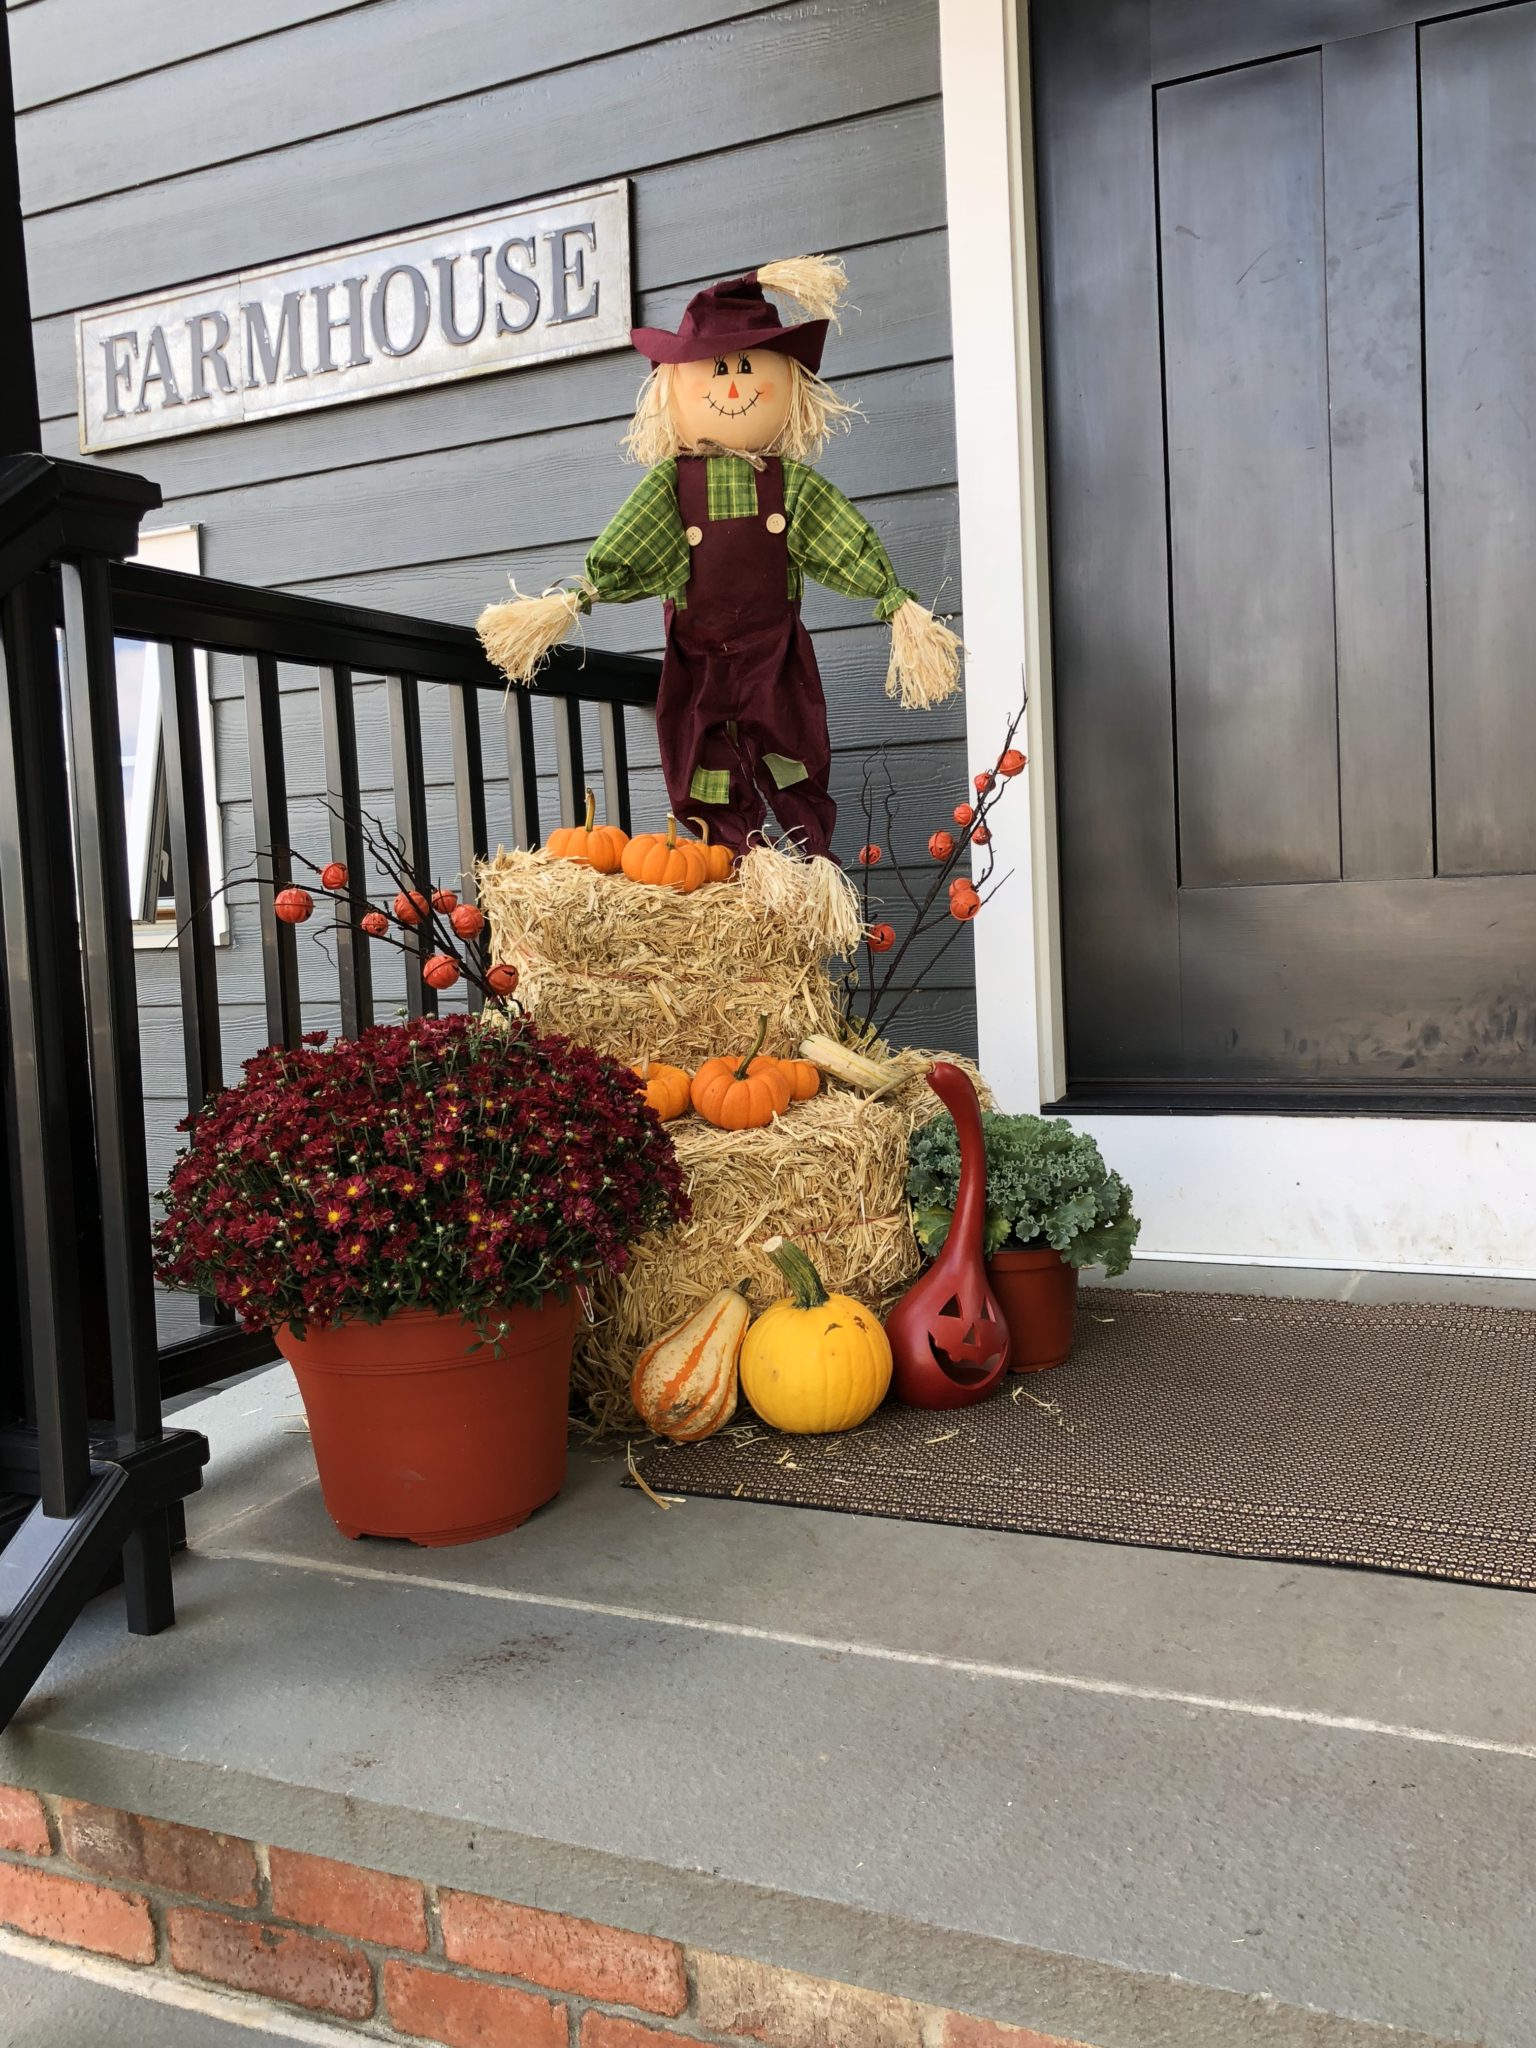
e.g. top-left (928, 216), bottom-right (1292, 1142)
top-left (116, 525), bottom-right (228, 948)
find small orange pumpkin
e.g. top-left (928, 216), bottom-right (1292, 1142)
top-left (546, 788), bottom-right (629, 873)
top-left (684, 815), bottom-right (735, 884)
top-left (777, 1057), bottom-right (821, 1102)
top-left (690, 1014), bottom-right (793, 1129)
top-left (621, 815), bottom-right (710, 894)
top-left (631, 1286), bottom-right (749, 1441)
top-left (632, 1058), bottom-right (692, 1121)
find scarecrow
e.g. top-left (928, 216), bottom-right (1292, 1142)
top-left (476, 256), bottom-right (961, 859)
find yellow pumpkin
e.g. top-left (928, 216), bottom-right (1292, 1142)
top-left (630, 1286), bottom-right (749, 1441)
top-left (621, 816), bottom-right (710, 893)
top-left (546, 788), bottom-right (629, 872)
top-left (632, 1058), bottom-right (692, 1121)
top-left (684, 815), bottom-right (735, 883)
top-left (690, 1015), bottom-right (792, 1130)
top-left (741, 1238), bottom-right (892, 1433)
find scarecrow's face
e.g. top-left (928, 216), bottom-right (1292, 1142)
top-left (670, 349), bottom-right (794, 453)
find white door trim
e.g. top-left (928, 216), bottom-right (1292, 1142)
top-left (936, 0), bottom-right (1536, 1277)
top-left (937, 0), bottom-right (1064, 1113)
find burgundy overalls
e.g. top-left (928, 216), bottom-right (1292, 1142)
top-left (656, 455), bottom-right (836, 859)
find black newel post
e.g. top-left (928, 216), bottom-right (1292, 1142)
top-left (0, 13), bottom-right (41, 460)
top-left (0, 16), bottom-right (210, 1723)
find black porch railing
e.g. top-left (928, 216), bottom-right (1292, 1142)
top-left (0, 448), bottom-right (661, 1728)
top-left (113, 555), bottom-right (661, 1401)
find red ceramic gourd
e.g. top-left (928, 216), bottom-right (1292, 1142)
top-left (886, 1062), bottom-right (1011, 1408)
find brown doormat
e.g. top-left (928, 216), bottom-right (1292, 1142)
top-left (631, 1289), bottom-right (1536, 1589)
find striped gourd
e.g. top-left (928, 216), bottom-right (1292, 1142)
top-left (630, 1287), bottom-right (749, 1441)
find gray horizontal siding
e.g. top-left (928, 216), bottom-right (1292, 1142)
top-left (286, 489), bottom-right (961, 651)
top-left (30, 105), bottom-right (946, 419)
top-left (18, 0), bottom-right (939, 316)
top-left (122, 361), bottom-right (953, 589)
top-left (17, 0), bottom-right (792, 204)
top-left (8, 0), bottom-right (359, 110)
top-left (11, 0), bottom-right (972, 1183)
top-left (36, 225), bottom-right (950, 459)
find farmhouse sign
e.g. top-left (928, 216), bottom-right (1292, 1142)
top-left (75, 182), bottom-right (631, 453)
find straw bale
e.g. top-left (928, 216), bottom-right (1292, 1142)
top-left (477, 841), bottom-right (863, 1068)
top-left (574, 1058), bottom-right (987, 1432)
top-left (476, 838), bottom-right (985, 1431)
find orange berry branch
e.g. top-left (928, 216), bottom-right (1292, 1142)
top-left (170, 795), bottom-right (525, 1015)
top-left (846, 698), bottom-right (1027, 1040)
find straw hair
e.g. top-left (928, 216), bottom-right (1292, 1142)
top-left (757, 253), bottom-right (849, 328)
top-left (774, 363), bottom-right (860, 463)
top-left (623, 359), bottom-right (860, 467)
top-left (623, 365), bottom-right (678, 466)
top-left (886, 598), bottom-right (964, 709)
top-left (476, 583), bottom-right (591, 686)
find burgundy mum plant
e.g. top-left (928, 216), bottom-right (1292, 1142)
top-left (153, 1015), bottom-right (689, 1336)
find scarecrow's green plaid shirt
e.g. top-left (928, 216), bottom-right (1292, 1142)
top-left (579, 456), bottom-right (916, 620)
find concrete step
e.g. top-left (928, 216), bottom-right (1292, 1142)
top-left (4, 1363), bottom-right (1533, 2048)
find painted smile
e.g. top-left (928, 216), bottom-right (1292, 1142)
top-left (704, 389), bottom-right (763, 420)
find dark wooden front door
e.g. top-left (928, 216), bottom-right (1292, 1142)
top-left (1033, 0), bottom-right (1536, 1104)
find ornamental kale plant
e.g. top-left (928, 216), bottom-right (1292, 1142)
top-left (153, 1015), bottom-right (688, 1335)
top-left (907, 1112), bottom-right (1139, 1275)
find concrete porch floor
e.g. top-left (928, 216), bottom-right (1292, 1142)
top-left (3, 1362), bottom-right (1534, 2048)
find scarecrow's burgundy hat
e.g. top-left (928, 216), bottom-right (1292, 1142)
top-left (631, 272), bottom-right (828, 373)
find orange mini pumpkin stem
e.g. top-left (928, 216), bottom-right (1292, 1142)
top-left (664, 814), bottom-right (679, 848)
top-left (689, 814), bottom-right (713, 845)
top-left (734, 1012), bottom-right (769, 1082)
top-left (581, 788), bottom-right (596, 833)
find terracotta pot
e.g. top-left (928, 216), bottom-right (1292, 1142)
top-left (274, 1294), bottom-right (579, 1547)
top-left (986, 1248), bottom-right (1079, 1372)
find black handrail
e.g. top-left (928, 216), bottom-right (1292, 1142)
top-left (110, 545), bottom-right (662, 1405)
top-left (108, 560), bottom-right (660, 702)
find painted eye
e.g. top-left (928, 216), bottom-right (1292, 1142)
top-left (738, 355), bottom-right (752, 375)
top-left (713, 359), bottom-right (728, 377)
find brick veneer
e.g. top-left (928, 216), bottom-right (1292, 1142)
top-left (0, 1781), bottom-right (1093, 2048)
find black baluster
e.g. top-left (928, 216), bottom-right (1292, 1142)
top-left (504, 685), bottom-right (539, 848)
top-left (448, 683), bottom-right (489, 1011)
top-left (316, 663), bottom-right (373, 1038)
top-left (388, 673), bottom-right (435, 1017)
top-left (0, 576), bottom-right (92, 1518)
top-left (160, 643), bottom-right (222, 1115)
top-left (61, 557), bottom-right (173, 1632)
top-left (243, 652), bottom-right (302, 1049)
top-left (553, 696), bottom-right (585, 827)
top-left (597, 701), bottom-right (632, 835)
top-left (159, 641), bottom-right (229, 1332)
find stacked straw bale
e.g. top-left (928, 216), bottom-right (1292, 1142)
top-left (477, 843), bottom-right (979, 1429)
top-left (476, 844), bottom-right (862, 1068)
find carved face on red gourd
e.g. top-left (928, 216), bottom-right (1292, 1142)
top-left (670, 348), bottom-right (794, 454)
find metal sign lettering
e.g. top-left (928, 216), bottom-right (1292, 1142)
top-left (75, 182), bottom-right (631, 452)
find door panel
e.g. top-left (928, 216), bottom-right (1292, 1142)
top-left (1322, 27), bottom-right (1433, 881)
top-left (1032, 0), bottom-right (1182, 1077)
top-left (1180, 875), bottom-right (1536, 1076)
top-left (1422, 5), bottom-right (1536, 876)
top-left (1151, 0), bottom-right (1506, 82)
top-left (1035, 0), bottom-right (1536, 1094)
top-left (1160, 54), bottom-right (1340, 886)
